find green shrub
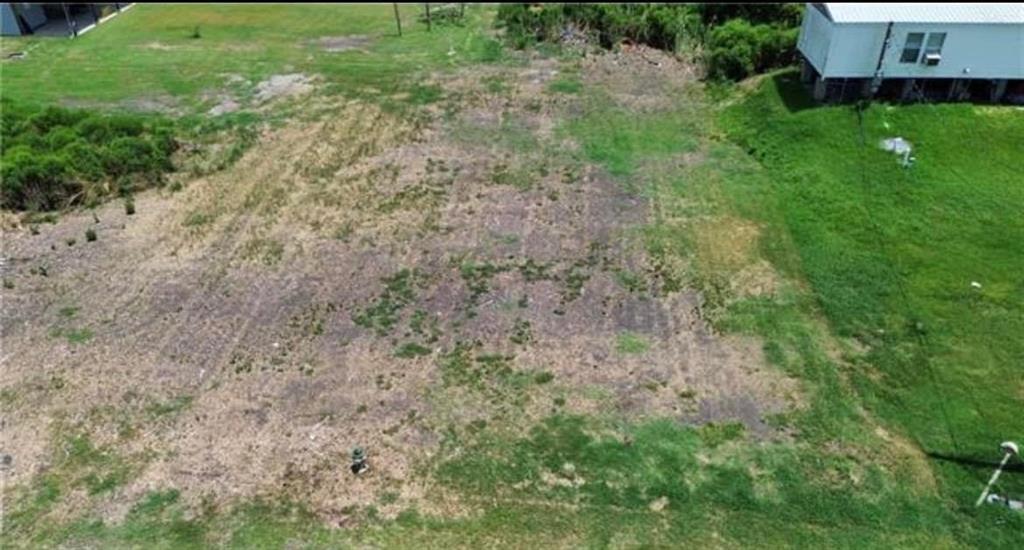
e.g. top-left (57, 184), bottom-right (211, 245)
top-left (26, 106), bottom-right (89, 133)
top-left (495, 3), bottom-right (802, 82)
top-left (497, 4), bottom-right (702, 52)
top-left (696, 4), bottom-right (803, 28)
top-left (1, 148), bottom-right (77, 211)
top-left (0, 102), bottom-right (176, 212)
top-left (60, 140), bottom-right (106, 181)
top-left (420, 4), bottom-right (464, 27)
top-left (85, 228), bottom-right (97, 242)
top-left (705, 19), bottom-right (798, 81)
top-left (102, 137), bottom-right (163, 177)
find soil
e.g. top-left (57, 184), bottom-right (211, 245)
top-left (253, 73), bottom-right (316, 104)
top-left (0, 49), bottom-right (797, 522)
top-left (315, 35), bottom-right (374, 53)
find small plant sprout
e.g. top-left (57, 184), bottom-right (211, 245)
top-left (350, 446), bottom-right (369, 475)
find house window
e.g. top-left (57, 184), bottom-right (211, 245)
top-left (924, 32), bottom-right (946, 56)
top-left (900, 32), bottom-right (924, 63)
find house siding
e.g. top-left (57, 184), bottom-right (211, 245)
top-left (822, 22), bottom-right (1024, 79)
top-left (798, 4), bottom-right (833, 74)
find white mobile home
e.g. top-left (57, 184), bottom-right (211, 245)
top-left (797, 3), bottom-right (1024, 102)
top-left (0, 3), bottom-right (132, 37)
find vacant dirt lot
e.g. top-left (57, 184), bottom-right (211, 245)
top-left (0, 49), bottom-right (797, 524)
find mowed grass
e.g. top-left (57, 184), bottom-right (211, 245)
top-left (563, 73), bottom-right (1024, 545)
top-left (0, 4), bottom-right (501, 111)
top-left (719, 70), bottom-right (1024, 518)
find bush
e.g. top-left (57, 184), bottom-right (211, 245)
top-left (1, 148), bottom-right (77, 211)
top-left (496, 3), bottom-right (802, 82)
top-left (420, 4), bottom-right (465, 27)
top-left (0, 102), bottom-right (176, 211)
top-left (102, 137), bottom-right (163, 177)
top-left (705, 19), bottom-right (798, 81)
top-left (85, 228), bottom-right (97, 242)
top-left (497, 4), bottom-right (702, 51)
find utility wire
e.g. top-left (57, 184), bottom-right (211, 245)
top-left (852, 100), bottom-right (964, 456)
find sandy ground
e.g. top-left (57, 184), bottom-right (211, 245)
top-left (0, 48), bottom-right (798, 524)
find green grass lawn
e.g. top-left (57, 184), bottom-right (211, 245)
top-left (722, 72), bottom-right (1024, 457)
top-left (545, 74), bottom-right (1022, 546)
top-left (0, 4), bottom-right (500, 111)
top-left (715, 72), bottom-right (1024, 539)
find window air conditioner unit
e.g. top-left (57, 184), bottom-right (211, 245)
top-left (923, 53), bottom-right (941, 66)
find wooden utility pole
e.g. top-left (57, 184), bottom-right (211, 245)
top-left (393, 3), bottom-right (402, 36)
top-left (424, 3), bottom-right (431, 32)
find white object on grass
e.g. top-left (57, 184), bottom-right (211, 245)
top-left (976, 441), bottom-right (1019, 507)
top-left (880, 137), bottom-right (914, 167)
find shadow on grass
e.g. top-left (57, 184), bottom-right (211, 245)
top-left (771, 70), bottom-right (816, 113)
top-left (927, 451), bottom-right (1024, 474)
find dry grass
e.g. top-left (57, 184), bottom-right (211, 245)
top-left (0, 49), bottom-right (797, 528)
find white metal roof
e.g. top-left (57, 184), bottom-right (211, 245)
top-left (822, 3), bottom-right (1024, 24)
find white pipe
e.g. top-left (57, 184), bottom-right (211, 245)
top-left (976, 452), bottom-right (1012, 507)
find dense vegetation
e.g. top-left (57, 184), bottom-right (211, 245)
top-left (495, 3), bottom-right (802, 80)
top-left (0, 101), bottom-right (176, 211)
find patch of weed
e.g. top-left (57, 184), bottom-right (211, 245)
top-left (518, 258), bottom-right (555, 282)
top-left (353, 269), bottom-right (427, 336)
top-left (408, 309), bottom-right (442, 343)
top-left (614, 268), bottom-right (646, 293)
top-left (615, 332), bottom-right (649, 354)
top-left (547, 76), bottom-right (583, 94)
top-left (145, 395), bottom-right (194, 418)
top-left (510, 318), bottom-right (533, 345)
top-left (394, 342), bottom-right (432, 358)
top-left (241, 237), bottom-right (285, 266)
top-left (64, 328), bottom-right (94, 345)
top-left (182, 210), bottom-right (213, 227)
top-left (483, 75), bottom-right (510, 94)
top-left (408, 84), bottom-right (443, 105)
top-left (491, 161), bottom-right (535, 191)
top-left (459, 259), bottom-right (509, 310)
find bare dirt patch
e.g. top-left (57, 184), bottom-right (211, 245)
top-left (207, 97), bottom-right (241, 116)
top-left (314, 35), bottom-right (374, 53)
top-left (253, 73), bottom-right (316, 104)
top-left (581, 44), bottom-right (700, 111)
top-left (0, 49), bottom-right (796, 525)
